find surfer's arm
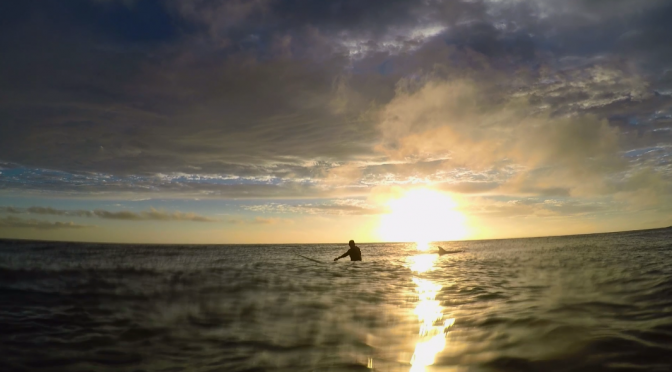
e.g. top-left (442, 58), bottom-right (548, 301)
top-left (334, 250), bottom-right (350, 261)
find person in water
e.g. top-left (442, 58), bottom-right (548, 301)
top-left (437, 246), bottom-right (463, 255)
top-left (334, 240), bottom-right (362, 261)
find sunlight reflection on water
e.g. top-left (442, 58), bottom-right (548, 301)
top-left (406, 244), bottom-right (455, 371)
top-left (4, 232), bottom-right (672, 371)
top-left (409, 254), bottom-right (437, 273)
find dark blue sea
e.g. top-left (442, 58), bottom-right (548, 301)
top-left (1, 228), bottom-right (672, 372)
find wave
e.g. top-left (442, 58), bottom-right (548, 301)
top-left (2, 234), bottom-right (672, 371)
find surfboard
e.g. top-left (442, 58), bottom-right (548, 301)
top-left (294, 253), bottom-right (325, 264)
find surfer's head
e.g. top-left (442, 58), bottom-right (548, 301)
top-left (349, 240), bottom-right (355, 247)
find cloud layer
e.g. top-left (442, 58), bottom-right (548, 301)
top-left (0, 206), bottom-right (217, 222)
top-left (0, 216), bottom-right (93, 230)
top-left (1, 0), bottom-right (671, 228)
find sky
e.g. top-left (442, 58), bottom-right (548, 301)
top-left (1, 0), bottom-right (672, 244)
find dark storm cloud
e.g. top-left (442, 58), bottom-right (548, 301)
top-left (0, 0), bottom-right (387, 177)
top-left (1, 0), bottom-right (672, 202)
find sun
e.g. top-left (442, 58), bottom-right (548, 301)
top-left (378, 188), bottom-right (467, 246)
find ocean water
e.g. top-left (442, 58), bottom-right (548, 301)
top-left (1, 228), bottom-right (672, 372)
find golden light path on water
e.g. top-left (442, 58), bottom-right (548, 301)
top-left (407, 242), bottom-right (455, 372)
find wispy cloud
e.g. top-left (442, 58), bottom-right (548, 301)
top-left (466, 197), bottom-right (610, 219)
top-left (224, 216), bottom-right (293, 225)
top-left (243, 199), bottom-right (387, 216)
top-left (92, 208), bottom-right (218, 222)
top-left (0, 216), bottom-right (94, 230)
top-left (27, 206), bottom-right (93, 217)
top-left (0, 206), bottom-right (21, 214)
top-left (0, 206), bottom-right (217, 222)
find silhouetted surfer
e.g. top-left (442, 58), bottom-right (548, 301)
top-left (438, 246), bottom-right (462, 255)
top-left (334, 240), bottom-right (362, 261)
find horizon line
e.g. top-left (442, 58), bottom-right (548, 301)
top-left (1, 225), bottom-right (669, 246)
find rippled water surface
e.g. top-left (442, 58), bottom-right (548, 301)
top-left (2, 228), bottom-right (672, 372)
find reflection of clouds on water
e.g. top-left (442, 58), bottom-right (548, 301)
top-left (406, 247), bottom-right (455, 371)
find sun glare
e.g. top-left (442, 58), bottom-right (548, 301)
top-left (379, 189), bottom-right (467, 244)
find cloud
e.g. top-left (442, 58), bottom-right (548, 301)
top-left (224, 216), bottom-right (293, 225)
top-left (0, 0), bottom-right (671, 217)
top-left (376, 77), bottom-right (625, 196)
top-left (27, 206), bottom-right (93, 217)
top-left (243, 199), bottom-right (386, 216)
top-left (299, 204), bottom-right (386, 215)
top-left (0, 206), bottom-right (20, 214)
top-left (170, 0), bottom-right (273, 42)
top-left (92, 208), bottom-right (218, 222)
top-left (251, 217), bottom-right (293, 225)
top-left (436, 182), bottom-right (501, 194)
top-left (0, 205), bottom-right (217, 222)
top-left (610, 167), bottom-right (672, 208)
top-left (466, 197), bottom-right (610, 219)
top-left (0, 216), bottom-right (94, 230)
